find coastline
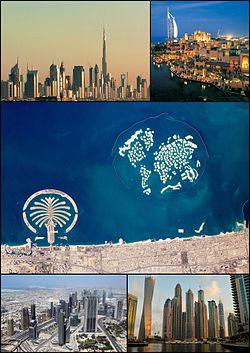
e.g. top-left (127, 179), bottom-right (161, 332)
top-left (1, 229), bottom-right (249, 274)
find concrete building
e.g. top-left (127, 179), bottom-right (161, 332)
top-left (7, 318), bottom-right (14, 336)
top-left (230, 275), bottom-right (249, 332)
top-left (73, 66), bottom-right (85, 99)
top-left (21, 307), bottom-right (30, 330)
top-left (25, 70), bottom-right (38, 98)
top-left (186, 289), bottom-right (195, 339)
top-left (172, 284), bottom-right (182, 339)
top-left (228, 313), bottom-right (238, 337)
top-left (208, 300), bottom-right (218, 340)
top-left (218, 300), bottom-right (225, 338)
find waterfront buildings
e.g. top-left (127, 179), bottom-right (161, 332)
top-left (138, 276), bottom-right (155, 341)
top-left (162, 298), bottom-right (172, 340)
top-left (128, 294), bottom-right (138, 340)
top-left (230, 275), bottom-right (249, 332)
top-left (195, 290), bottom-right (208, 340)
top-left (2, 28), bottom-right (148, 101)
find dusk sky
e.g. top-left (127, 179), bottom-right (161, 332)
top-left (129, 275), bottom-right (233, 337)
top-left (1, 275), bottom-right (126, 289)
top-left (1, 1), bottom-right (149, 82)
top-left (151, 1), bottom-right (249, 41)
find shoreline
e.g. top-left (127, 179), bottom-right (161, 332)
top-left (1, 229), bottom-right (249, 274)
top-left (1, 228), bottom-right (246, 249)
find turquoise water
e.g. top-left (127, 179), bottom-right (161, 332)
top-left (1, 103), bottom-right (249, 246)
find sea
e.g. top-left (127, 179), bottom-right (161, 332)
top-left (1, 102), bottom-right (249, 246)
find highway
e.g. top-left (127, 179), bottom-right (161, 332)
top-left (97, 318), bottom-right (124, 352)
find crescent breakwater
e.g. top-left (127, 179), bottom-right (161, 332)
top-left (1, 229), bottom-right (249, 274)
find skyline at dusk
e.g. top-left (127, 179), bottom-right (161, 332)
top-left (152, 1), bottom-right (249, 42)
top-left (1, 1), bottom-right (149, 82)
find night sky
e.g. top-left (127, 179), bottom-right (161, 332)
top-left (151, 1), bottom-right (249, 40)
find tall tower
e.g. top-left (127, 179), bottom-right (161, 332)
top-left (21, 307), bottom-right (30, 330)
top-left (186, 289), bottom-right (195, 339)
top-left (128, 294), bottom-right (137, 339)
top-left (162, 298), bottom-right (172, 339)
top-left (84, 295), bottom-right (98, 332)
top-left (167, 8), bottom-right (178, 40)
top-left (138, 276), bottom-right (155, 341)
top-left (102, 27), bottom-right (107, 80)
top-left (172, 283), bottom-right (182, 339)
top-left (218, 300), bottom-right (225, 338)
top-left (208, 300), bottom-right (218, 339)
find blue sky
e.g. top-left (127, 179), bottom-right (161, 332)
top-left (1, 275), bottom-right (126, 289)
top-left (129, 275), bottom-right (233, 336)
top-left (151, 1), bottom-right (249, 40)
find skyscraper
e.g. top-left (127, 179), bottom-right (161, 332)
top-left (230, 275), bottom-right (249, 331)
top-left (218, 300), bottom-right (225, 338)
top-left (195, 289), bottom-right (208, 340)
top-left (167, 8), bottom-right (178, 40)
top-left (21, 307), bottom-right (30, 330)
top-left (128, 293), bottom-right (137, 340)
top-left (9, 60), bottom-right (20, 98)
top-left (7, 318), bottom-right (14, 336)
top-left (25, 70), bottom-right (38, 98)
top-left (138, 276), bottom-right (155, 341)
top-left (59, 62), bottom-right (66, 95)
top-left (58, 310), bottom-right (68, 346)
top-left (102, 28), bottom-right (107, 80)
top-left (73, 66), bottom-right (85, 99)
top-left (29, 303), bottom-right (37, 339)
top-left (31, 304), bottom-right (36, 320)
top-left (208, 300), bottom-right (218, 339)
top-left (162, 298), bottom-right (172, 340)
top-left (50, 64), bottom-right (60, 97)
top-left (182, 312), bottom-right (187, 340)
top-left (115, 298), bottom-right (123, 321)
top-left (186, 289), bottom-right (195, 339)
top-left (172, 283), bottom-right (182, 339)
top-left (84, 295), bottom-right (98, 332)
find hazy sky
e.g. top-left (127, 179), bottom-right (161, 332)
top-left (152, 1), bottom-right (249, 40)
top-left (1, 1), bottom-right (149, 84)
top-left (2, 275), bottom-right (126, 289)
top-left (129, 275), bottom-right (233, 337)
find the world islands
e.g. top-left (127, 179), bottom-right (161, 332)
top-left (1, 229), bottom-right (248, 274)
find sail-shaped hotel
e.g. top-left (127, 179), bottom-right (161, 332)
top-left (167, 8), bottom-right (178, 40)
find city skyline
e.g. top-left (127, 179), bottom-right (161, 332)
top-left (128, 275), bottom-right (234, 337)
top-left (1, 275), bottom-right (126, 289)
top-left (1, 1), bottom-right (149, 83)
top-left (152, 1), bottom-right (249, 41)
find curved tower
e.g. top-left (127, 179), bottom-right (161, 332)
top-left (138, 276), bottom-right (155, 341)
top-left (167, 8), bottom-right (178, 40)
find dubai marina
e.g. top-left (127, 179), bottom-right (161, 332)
top-left (128, 275), bottom-right (249, 352)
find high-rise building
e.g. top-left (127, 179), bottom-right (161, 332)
top-left (94, 64), bottom-right (99, 88)
top-left (138, 276), bottom-right (156, 341)
top-left (29, 319), bottom-right (37, 339)
top-left (102, 28), bottom-right (107, 80)
top-left (7, 318), bottom-right (14, 336)
top-left (58, 310), bottom-right (68, 346)
top-left (89, 66), bottom-right (94, 87)
top-left (102, 290), bottom-right (106, 305)
top-left (21, 307), bottom-right (30, 330)
top-left (9, 60), bottom-right (20, 98)
top-left (84, 295), bottom-right (98, 332)
top-left (228, 313), bottom-right (238, 337)
top-left (162, 298), bottom-right (172, 340)
top-left (115, 299), bottom-right (123, 321)
top-left (59, 62), bottom-right (66, 93)
top-left (208, 300), bottom-right (218, 339)
top-left (31, 304), bottom-right (36, 320)
top-left (1, 80), bottom-right (14, 100)
top-left (167, 8), bottom-right (178, 40)
top-left (50, 64), bottom-right (60, 97)
top-left (141, 79), bottom-right (148, 99)
top-left (186, 289), bottom-right (195, 339)
top-left (128, 294), bottom-right (137, 340)
top-left (25, 70), bottom-right (38, 98)
top-left (182, 312), bottom-right (187, 340)
top-left (230, 275), bottom-right (249, 331)
top-left (172, 284), bottom-right (182, 339)
top-left (218, 300), bottom-right (225, 338)
top-left (70, 308), bottom-right (80, 326)
top-left (195, 290), bottom-right (208, 340)
top-left (73, 66), bottom-right (85, 99)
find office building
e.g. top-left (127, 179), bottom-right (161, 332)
top-left (73, 66), bottom-right (85, 99)
top-left (21, 307), bottom-right (30, 330)
top-left (7, 318), bottom-right (14, 336)
top-left (50, 64), bottom-right (60, 97)
top-left (25, 70), bottom-right (38, 98)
